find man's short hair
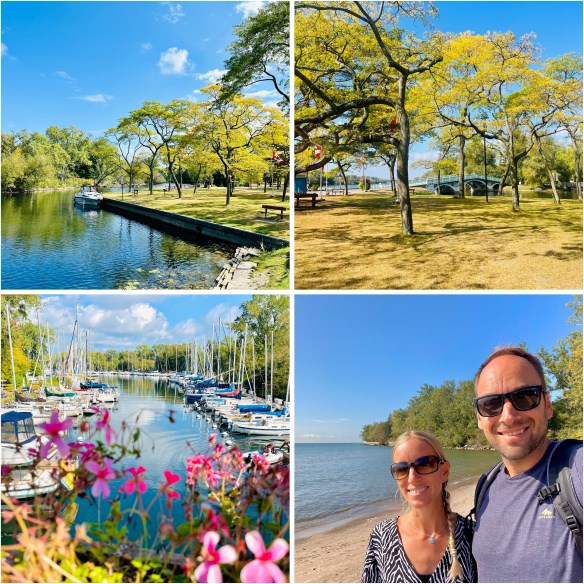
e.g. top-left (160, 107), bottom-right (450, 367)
top-left (474, 345), bottom-right (547, 394)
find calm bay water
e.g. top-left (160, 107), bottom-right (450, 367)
top-left (66, 376), bottom-right (273, 538)
top-left (294, 443), bottom-right (501, 539)
top-left (1, 190), bottom-right (234, 289)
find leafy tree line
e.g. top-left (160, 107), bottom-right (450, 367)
top-left (361, 297), bottom-right (583, 445)
top-left (1, 295), bottom-right (290, 401)
top-left (295, 1), bottom-right (583, 234)
top-left (2, 3), bottom-right (289, 205)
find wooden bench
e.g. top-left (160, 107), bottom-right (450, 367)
top-left (294, 192), bottom-right (318, 207)
top-left (261, 204), bottom-right (286, 219)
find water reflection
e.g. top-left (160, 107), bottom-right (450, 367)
top-left (1, 190), bottom-right (234, 290)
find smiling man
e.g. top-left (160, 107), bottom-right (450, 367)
top-left (472, 346), bottom-right (582, 583)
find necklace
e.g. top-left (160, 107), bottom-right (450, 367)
top-left (410, 517), bottom-right (449, 544)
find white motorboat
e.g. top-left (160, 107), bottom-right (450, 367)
top-left (74, 184), bottom-right (103, 207)
top-left (243, 441), bottom-right (289, 466)
top-left (1, 410), bottom-right (62, 500)
top-left (231, 414), bottom-right (290, 437)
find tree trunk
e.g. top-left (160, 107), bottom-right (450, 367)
top-left (148, 164), bottom-right (155, 196)
top-left (498, 163), bottom-right (510, 197)
top-left (337, 162), bottom-right (349, 196)
top-left (510, 157), bottom-right (520, 212)
top-left (388, 156), bottom-right (396, 198)
top-left (569, 133), bottom-right (583, 199)
top-left (458, 135), bottom-right (466, 199)
top-left (396, 76), bottom-right (414, 235)
top-left (281, 171), bottom-right (289, 202)
top-left (535, 134), bottom-right (560, 204)
top-left (193, 163), bottom-right (202, 195)
top-left (224, 164), bottom-right (232, 205)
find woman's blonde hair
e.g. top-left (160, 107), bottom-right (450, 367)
top-left (392, 430), bottom-right (462, 582)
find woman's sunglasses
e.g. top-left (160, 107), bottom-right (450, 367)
top-left (390, 455), bottom-right (444, 480)
top-left (474, 385), bottom-right (544, 417)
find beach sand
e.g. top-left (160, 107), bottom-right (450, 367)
top-left (293, 481), bottom-right (477, 583)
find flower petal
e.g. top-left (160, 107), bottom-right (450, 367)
top-left (194, 561), bottom-right (210, 583)
top-left (241, 560), bottom-right (268, 583)
top-left (267, 538), bottom-right (289, 562)
top-left (244, 531), bottom-right (266, 558)
top-left (207, 563), bottom-right (224, 583)
top-left (202, 531), bottom-right (220, 554)
top-left (265, 562), bottom-right (287, 583)
top-left (217, 544), bottom-right (237, 564)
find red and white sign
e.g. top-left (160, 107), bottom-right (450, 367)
top-left (314, 144), bottom-right (322, 159)
top-left (272, 151), bottom-right (285, 164)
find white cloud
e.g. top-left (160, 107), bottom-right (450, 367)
top-left (55, 70), bottom-right (76, 82)
top-left (243, 89), bottom-right (279, 99)
top-left (162, 2), bottom-right (185, 24)
top-left (141, 42), bottom-right (153, 51)
top-left (158, 47), bottom-right (190, 75)
top-left (173, 318), bottom-right (203, 339)
top-left (300, 433), bottom-right (322, 438)
top-left (75, 94), bottom-right (114, 103)
top-left (195, 68), bottom-right (227, 83)
top-left (236, 1), bottom-right (265, 19)
top-left (40, 297), bottom-right (171, 350)
top-left (204, 303), bottom-right (242, 329)
top-left (2, 42), bottom-right (9, 57)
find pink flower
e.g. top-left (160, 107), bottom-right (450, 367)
top-left (251, 455), bottom-right (270, 474)
top-left (37, 411), bottom-right (73, 458)
top-left (85, 458), bottom-right (116, 499)
top-left (194, 531), bottom-right (237, 583)
top-left (160, 470), bottom-right (181, 507)
top-left (240, 531), bottom-right (289, 583)
top-left (121, 466), bottom-right (147, 495)
top-left (186, 454), bottom-right (221, 487)
top-left (96, 409), bottom-right (117, 445)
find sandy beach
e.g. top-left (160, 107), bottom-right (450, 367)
top-left (293, 481), bottom-right (477, 583)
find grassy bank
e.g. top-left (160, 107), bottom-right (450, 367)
top-left (295, 191), bottom-right (582, 289)
top-left (107, 186), bottom-right (290, 289)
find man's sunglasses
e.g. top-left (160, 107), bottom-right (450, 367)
top-left (390, 455), bottom-right (444, 480)
top-left (474, 385), bottom-right (545, 417)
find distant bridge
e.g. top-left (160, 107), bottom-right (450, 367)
top-left (409, 174), bottom-right (502, 195)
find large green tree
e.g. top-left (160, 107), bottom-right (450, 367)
top-left (220, 0), bottom-right (290, 110)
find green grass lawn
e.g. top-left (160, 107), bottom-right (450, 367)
top-left (107, 186), bottom-right (290, 289)
top-left (107, 186), bottom-right (290, 239)
top-left (294, 192), bottom-right (583, 290)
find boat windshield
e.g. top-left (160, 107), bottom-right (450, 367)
top-left (1, 413), bottom-right (37, 445)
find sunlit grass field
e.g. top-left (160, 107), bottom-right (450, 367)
top-left (294, 192), bottom-right (582, 290)
top-left (107, 186), bottom-right (290, 240)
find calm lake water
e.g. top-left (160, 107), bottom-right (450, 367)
top-left (1, 190), bottom-right (234, 289)
top-left (295, 443), bottom-right (501, 539)
top-left (64, 376), bottom-right (277, 540)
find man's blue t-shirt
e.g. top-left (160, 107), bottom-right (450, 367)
top-left (473, 441), bottom-right (583, 583)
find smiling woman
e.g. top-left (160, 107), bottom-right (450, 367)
top-left (361, 431), bottom-right (476, 583)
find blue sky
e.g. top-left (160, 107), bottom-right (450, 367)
top-left (295, 294), bottom-right (581, 442)
top-left (1, 1), bottom-right (280, 135)
top-left (37, 293), bottom-right (252, 351)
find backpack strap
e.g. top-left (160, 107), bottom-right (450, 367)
top-left (537, 439), bottom-right (583, 556)
top-left (467, 461), bottom-right (503, 522)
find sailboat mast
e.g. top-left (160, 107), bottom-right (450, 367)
top-left (5, 304), bottom-right (17, 392)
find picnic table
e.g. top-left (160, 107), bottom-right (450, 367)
top-left (294, 192), bottom-right (318, 208)
top-left (261, 204), bottom-right (286, 219)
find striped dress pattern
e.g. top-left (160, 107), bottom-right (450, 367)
top-left (361, 514), bottom-right (476, 583)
